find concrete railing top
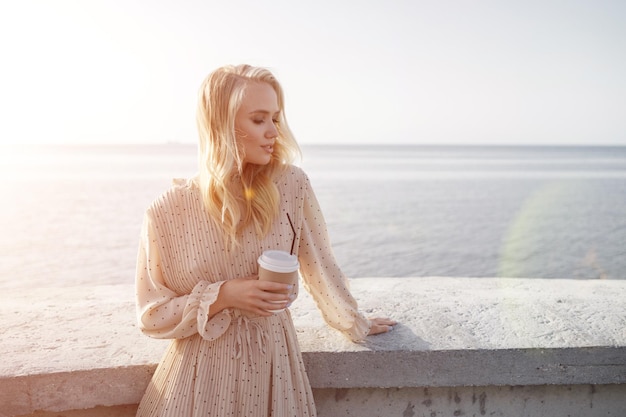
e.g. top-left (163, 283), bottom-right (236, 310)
top-left (1, 277), bottom-right (625, 416)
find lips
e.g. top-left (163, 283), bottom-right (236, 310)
top-left (262, 145), bottom-right (274, 153)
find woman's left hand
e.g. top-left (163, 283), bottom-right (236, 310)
top-left (367, 317), bottom-right (398, 336)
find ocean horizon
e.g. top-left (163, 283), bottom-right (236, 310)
top-left (1, 143), bottom-right (625, 291)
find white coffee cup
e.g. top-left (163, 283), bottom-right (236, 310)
top-left (257, 250), bottom-right (299, 313)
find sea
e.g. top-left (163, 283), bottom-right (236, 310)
top-left (1, 143), bottom-right (625, 291)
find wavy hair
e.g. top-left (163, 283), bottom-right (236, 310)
top-left (195, 64), bottom-right (301, 248)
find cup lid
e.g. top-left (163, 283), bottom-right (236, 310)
top-left (258, 250), bottom-right (299, 273)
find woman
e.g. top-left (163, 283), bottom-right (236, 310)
top-left (135, 64), bottom-right (396, 417)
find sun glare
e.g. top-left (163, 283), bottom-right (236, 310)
top-left (0, 144), bottom-right (66, 180)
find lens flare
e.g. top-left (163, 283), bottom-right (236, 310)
top-left (244, 186), bottom-right (255, 201)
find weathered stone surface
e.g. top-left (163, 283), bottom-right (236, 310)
top-left (1, 277), bottom-right (625, 416)
top-left (312, 384), bottom-right (626, 417)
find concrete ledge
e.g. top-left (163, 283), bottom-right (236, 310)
top-left (303, 347), bottom-right (626, 388)
top-left (1, 277), bottom-right (625, 416)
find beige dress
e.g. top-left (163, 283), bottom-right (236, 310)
top-left (135, 165), bottom-right (370, 417)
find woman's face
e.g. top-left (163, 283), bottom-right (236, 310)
top-left (234, 82), bottom-right (280, 166)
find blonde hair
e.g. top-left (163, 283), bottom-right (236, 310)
top-left (195, 64), bottom-right (301, 247)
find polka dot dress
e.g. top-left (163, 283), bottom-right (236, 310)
top-left (135, 166), bottom-right (371, 417)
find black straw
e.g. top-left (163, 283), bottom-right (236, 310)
top-left (286, 213), bottom-right (296, 255)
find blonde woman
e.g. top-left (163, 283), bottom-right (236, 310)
top-left (135, 64), bottom-right (396, 417)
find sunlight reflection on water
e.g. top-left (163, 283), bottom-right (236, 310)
top-left (1, 144), bottom-right (625, 290)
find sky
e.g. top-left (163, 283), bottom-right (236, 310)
top-left (0, 0), bottom-right (625, 146)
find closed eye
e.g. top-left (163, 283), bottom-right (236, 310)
top-left (252, 118), bottom-right (279, 125)
top-left (249, 112), bottom-right (280, 124)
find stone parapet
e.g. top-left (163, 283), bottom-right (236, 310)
top-left (1, 277), bottom-right (625, 416)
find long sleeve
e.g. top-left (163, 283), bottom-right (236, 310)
top-left (297, 175), bottom-right (371, 342)
top-left (135, 213), bottom-right (231, 340)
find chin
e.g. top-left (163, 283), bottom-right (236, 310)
top-left (247, 157), bottom-right (272, 166)
top-left (258, 154), bottom-right (273, 165)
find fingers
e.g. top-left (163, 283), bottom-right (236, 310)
top-left (230, 279), bottom-right (294, 315)
top-left (368, 325), bottom-right (386, 336)
top-left (245, 297), bottom-right (292, 317)
top-left (256, 282), bottom-right (293, 307)
top-left (263, 291), bottom-right (294, 303)
top-left (368, 317), bottom-right (398, 336)
top-left (257, 281), bottom-right (293, 294)
top-left (371, 317), bottom-right (397, 326)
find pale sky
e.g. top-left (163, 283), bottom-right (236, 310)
top-left (0, 0), bottom-right (625, 146)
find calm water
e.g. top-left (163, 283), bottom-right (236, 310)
top-left (1, 144), bottom-right (625, 290)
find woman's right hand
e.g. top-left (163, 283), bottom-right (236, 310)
top-left (211, 275), bottom-right (293, 317)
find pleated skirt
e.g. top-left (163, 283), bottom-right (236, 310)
top-left (136, 309), bottom-right (316, 417)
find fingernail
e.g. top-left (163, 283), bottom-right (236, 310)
top-left (286, 285), bottom-right (294, 290)
top-left (286, 302), bottom-right (292, 308)
top-left (289, 293), bottom-right (296, 301)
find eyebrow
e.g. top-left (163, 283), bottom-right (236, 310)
top-left (248, 110), bottom-right (280, 116)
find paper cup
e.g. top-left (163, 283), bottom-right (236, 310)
top-left (257, 250), bottom-right (299, 313)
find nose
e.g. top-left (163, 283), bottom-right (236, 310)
top-left (265, 121), bottom-right (278, 139)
